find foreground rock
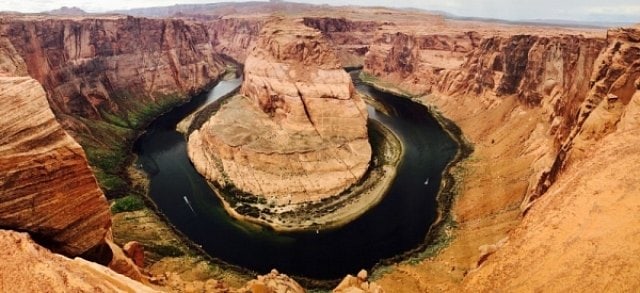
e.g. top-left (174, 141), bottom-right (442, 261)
top-left (0, 230), bottom-right (157, 292)
top-left (189, 18), bottom-right (372, 209)
top-left (0, 40), bottom-right (110, 256)
top-left (245, 269), bottom-right (305, 293)
top-left (334, 269), bottom-right (384, 293)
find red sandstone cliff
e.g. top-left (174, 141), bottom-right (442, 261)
top-left (362, 16), bottom-right (640, 291)
top-left (205, 17), bottom-right (265, 62)
top-left (0, 37), bottom-right (110, 256)
top-left (1, 15), bottom-right (229, 195)
top-left (303, 17), bottom-right (380, 67)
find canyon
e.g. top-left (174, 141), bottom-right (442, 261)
top-left (0, 2), bottom-right (639, 292)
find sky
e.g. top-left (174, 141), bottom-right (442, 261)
top-left (2, 0), bottom-right (639, 23)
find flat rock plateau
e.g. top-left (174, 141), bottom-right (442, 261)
top-left (0, 2), bottom-right (639, 292)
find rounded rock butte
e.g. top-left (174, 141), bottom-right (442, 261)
top-left (188, 18), bottom-right (372, 214)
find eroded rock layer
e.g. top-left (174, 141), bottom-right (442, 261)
top-left (189, 18), bottom-right (371, 203)
top-left (0, 230), bottom-right (157, 292)
top-left (0, 39), bottom-right (110, 256)
top-left (0, 15), bottom-right (228, 195)
top-left (361, 17), bottom-right (640, 291)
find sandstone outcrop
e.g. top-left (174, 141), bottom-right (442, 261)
top-left (188, 18), bottom-right (371, 205)
top-left (334, 269), bottom-right (384, 293)
top-left (0, 230), bottom-right (158, 292)
top-left (0, 39), bottom-right (110, 256)
top-left (244, 269), bottom-right (305, 293)
top-left (123, 241), bottom-right (145, 268)
top-left (460, 30), bottom-right (640, 291)
top-left (1, 15), bottom-right (228, 195)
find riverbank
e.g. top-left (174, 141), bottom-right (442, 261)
top-left (358, 71), bottom-right (473, 269)
top-left (110, 72), bottom-right (260, 290)
top-left (127, 68), bottom-right (461, 284)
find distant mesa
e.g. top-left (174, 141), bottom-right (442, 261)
top-left (45, 6), bottom-right (87, 16)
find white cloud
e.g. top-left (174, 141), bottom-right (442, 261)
top-left (586, 4), bottom-right (640, 15)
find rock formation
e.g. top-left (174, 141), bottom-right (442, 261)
top-left (206, 17), bottom-right (265, 62)
top-left (0, 230), bottom-right (158, 292)
top-left (0, 38), bottom-right (110, 256)
top-left (244, 269), bottom-right (305, 293)
top-left (361, 14), bottom-right (640, 291)
top-left (334, 269), bottom-right (384, 293)
top-left (303, 17), bottom-right (379, 67)
top-left (189, 18), bottom-right (371, 204)
top-left (1, 15), bottom-right (228, 195)
top-left (461, 30), bottom-right (640, 290)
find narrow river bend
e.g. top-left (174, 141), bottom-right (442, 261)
top-left (133, 72), bottom-right (457, 280)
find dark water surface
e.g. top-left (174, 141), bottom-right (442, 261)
top-left (133, 73), bottom-right (457, 280)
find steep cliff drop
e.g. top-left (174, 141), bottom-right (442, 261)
top-left (1, 15), bottom-right (228, 196)
top-left (0, 39), bottom-right (110, 257)
top-left (361, 18), bottom-right (640, 291)
top-left (188, 18), bottom-right (379, 230)
top-left (0, 36), bottom-right (157, 291)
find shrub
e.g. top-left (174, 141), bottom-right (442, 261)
top-left (111, 195), bottom-right (145, 214)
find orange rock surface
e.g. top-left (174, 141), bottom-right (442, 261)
top-left (0, 38), bottom-right (110, 256)
top-left (189, 18), bottom-right (371, 203)
top-left (0, 229), bottom-right (158, 292)
top-left (361, 12), bottom-right (640, 292)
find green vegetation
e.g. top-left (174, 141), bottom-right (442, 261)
top-left (111, 194), bottom-right (145, 214)
top-left (147, 243), bottom-right (185, 258)
top-left (77, 92), bottom-right (186, 197)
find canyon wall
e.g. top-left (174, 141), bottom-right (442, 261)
top-left (189, 18), bottom-right (371, 203)
top-left (205, 17), bottom-right (264, 62)
top-left (365, 29), bottom-right (607, 206)
top-left (0, 37), bottom-right (110, 256)
top-left (203, 16), bottom-right (379, 67)
top-left (463, 28), bottom-right (640, 291)
top-left (0, 15), bottom-right (228, 195)
top-left (303, 17), bottom-right (380, 67)
top-left (363, 20), bottom-right (640, 291)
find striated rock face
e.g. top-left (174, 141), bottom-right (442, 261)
top-left (0, 39), bottom-right (110, 256)
top-left (303, 17), bottom-right (380, 67)
top-left (206, 17), bottom-right (265, 62)
top-left (363, 19), bottom-right (640, 291)
top-left (528, 28), bottom-right (640, 203)
top-left (189, 18), bottom-right (371, 203)
top-left (365, 30), bottom-right (480, 95)
top-left (365, 30), bottom-right (608, 205)
top-left (463, 31), bottom-right (640, 290)
top-left (0, 230), bottom-right (158, 292)
top-left (1, 16), bottom-right (228, 195)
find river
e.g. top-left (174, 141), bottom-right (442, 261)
top-left (133, 72), bottom-right (457, 280)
